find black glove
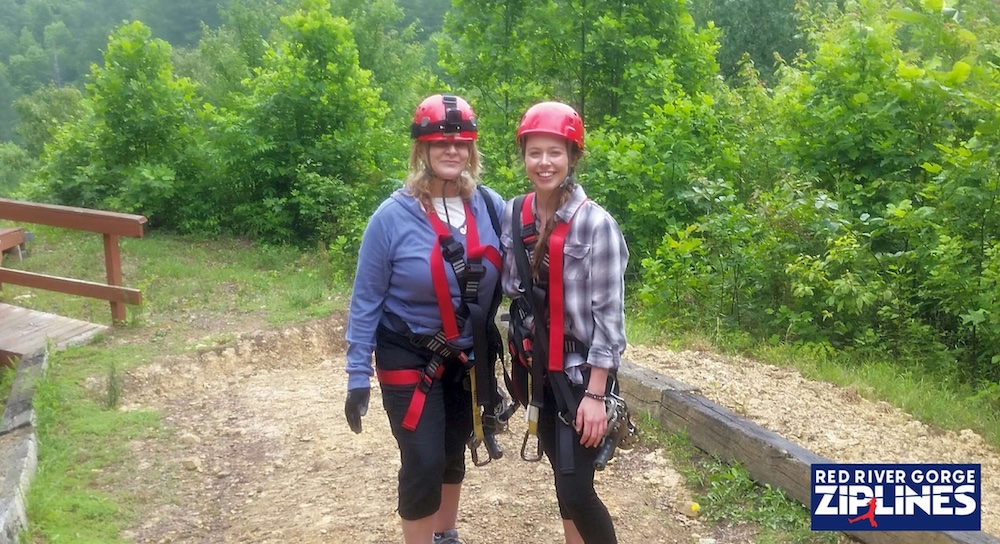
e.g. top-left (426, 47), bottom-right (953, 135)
top-left (345, 387), bottom-right (370, 434)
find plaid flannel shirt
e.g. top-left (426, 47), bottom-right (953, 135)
top-left (501, 184), bottom-right (629, 385)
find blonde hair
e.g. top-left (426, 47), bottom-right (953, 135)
top-left (404, 140), bottom-right (482, 207)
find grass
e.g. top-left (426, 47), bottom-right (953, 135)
top-left (642, 415), bottom-right (841, 544)
top-left (0, 225), bottom-right (348, 335)
top-left (0, 364), bottom-right (15, 403)
top-left (626, 314), bottom-right (1000, 452)
top-left (0, 227), bottom-right (348, 543)
top-left (5, 226), bottom-right (999, 542)
top-left (23, 344), bottom-right (164, 543)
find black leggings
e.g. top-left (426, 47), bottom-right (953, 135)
top-left (537, 381), bottom-right (618, 544)
top-left (375, 325), bottom-right (473, 520)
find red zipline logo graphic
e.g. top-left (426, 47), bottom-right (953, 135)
top-left (848, 497), bottom-right (878, 528)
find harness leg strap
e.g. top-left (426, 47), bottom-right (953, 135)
top-left (376, 356), bottom-right (446, 432)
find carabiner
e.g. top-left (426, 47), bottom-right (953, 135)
top-left (520, 404), bottom-right (543, 462)
top-left (520, 431), bottom-right (543, 462)
top-left (469, 437), bottom-right (493, 467)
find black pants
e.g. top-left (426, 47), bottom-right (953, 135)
top-left (537, 379), bottom-right (618, 544)
top-left (375, 325), bottom-right (473, 520)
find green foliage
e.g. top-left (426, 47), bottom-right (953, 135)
top-left (218, 0), bottom-right (396, 245)
top-left (437, 0), bottom-right (556, 189)
top-left (26, 346), bottom-right (162, 544)
top-left (0, 62), bottom-right (17, 141)
top-left (0, 364), bottom-right (15, 405)
top-left (440, 0), bottom-right (724, 204)
top-left (644, 422), bottom-right (835, 543)
top-left (638, 0), bottom-right (1000, 386)
top-left (0, 141), bottom-right (36, 195)
top-left (22, 21), bottom-right (216, 232)
top-left (773, 0), bottom-right (985, 210)
top-left (0, 0), bottom-right (229, 131)
top-left (104, 361), bottom-right (123, 409)
top-left (585, 84), bottom-right (740, 264)
top-left (131, 0), bottom-right (223, 46)
top-left (581, 0), bottom-right (720, 125)
top-left (690, 0), bottom-right (814, 82)
top-left (332, 0), bottom-right (440, 125)
top-left (13, 84), bottom-right (83, 156)
top-left (172, 0), bottom-right (288, 109)
top-left (397, 0), bottom-right (451, 39)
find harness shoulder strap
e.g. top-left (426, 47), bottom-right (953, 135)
top-left (513, 194), bottom-right (589, 405)
top-left (477, 184), bottom-right (501, 238)
top-left (513, 193), bottom-right (583, 474)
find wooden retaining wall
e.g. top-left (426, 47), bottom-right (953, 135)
top-left (617, 359), bottom-right (999, 544)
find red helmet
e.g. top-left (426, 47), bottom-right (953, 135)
top-left (516, 101), bottom-right (584, 150)
top-left (411, 94), bottom-right (478, 141)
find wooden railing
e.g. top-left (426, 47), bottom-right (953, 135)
top-left (0, 198), bottom-right (147, 324)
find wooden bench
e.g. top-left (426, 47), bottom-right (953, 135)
top-left (0, 198), bottom-right (146, 324)
top-left (0, 227), bottom-right (25, 262)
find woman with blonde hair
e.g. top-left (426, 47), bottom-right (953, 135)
top-left (345, 93), bottom-right (505, 544)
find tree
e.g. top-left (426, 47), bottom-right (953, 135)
top-left (6, 29), bottom-right (50, 93)
top-left (330, 0), bottom-right (440, 128)
top-left (580, 0), bottom-right (719, 125)
top-left (690, 0), bottom-right (809, 82)
top-left (221, 0), bottom-right (395, 245)
top-left (397, 0), bottom-right (451, 39)
top-left (132, 0), bottom-right (224, 46)
top-left (438, 0), bottom-right (565, 192)
top-left (438, 0), bottom-right (721, 199)
top-left (13, 84), bottom-right (83, 157)
top-left (172, 0), bottom-right (286, 109)
top-left (27, 21), bottom-right (212, 231)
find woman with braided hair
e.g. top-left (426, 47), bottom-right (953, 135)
top-left (501, 101), bottom-right (629, 544)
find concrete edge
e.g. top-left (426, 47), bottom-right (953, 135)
top-left (0, 427), bottom-right (37, 544)
top-left (0, 348), bottom-right (43, 544)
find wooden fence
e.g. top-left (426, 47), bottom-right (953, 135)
top-left (0, 198), bottom-right (146, 323)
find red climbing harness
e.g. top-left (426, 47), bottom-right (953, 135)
top-left (376, 199), bottom-right (501, 432)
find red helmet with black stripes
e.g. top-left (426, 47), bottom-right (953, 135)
top-left (411, 94), bottom-right (478, 142)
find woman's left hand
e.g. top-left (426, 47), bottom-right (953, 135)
top-left (575, 396), bottom-right (608, 448)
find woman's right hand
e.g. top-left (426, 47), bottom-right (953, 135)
top-left (575, 396), bottom-right (608, 448)
top-left (345, 387), bottom-right (370, 433)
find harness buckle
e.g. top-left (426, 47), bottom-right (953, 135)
top-left (441, 237), bottom-right (465, 262)
top-left (466, 262), bottom-right (485, 281)
top-left (417, 357), bottom-right (441, 395)
top-left (521, 222), bottom-right (537, 241)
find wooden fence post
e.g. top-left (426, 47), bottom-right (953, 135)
top-left (103, 233), bottom-right (125, 323)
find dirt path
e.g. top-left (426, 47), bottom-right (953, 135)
top-left (113, 312), bottom-right (1000, 543)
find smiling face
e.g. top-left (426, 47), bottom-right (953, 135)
top-left (522, 134), bottom-right (573, 198)
top-left (427, 140), bottom-right (471, 182)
